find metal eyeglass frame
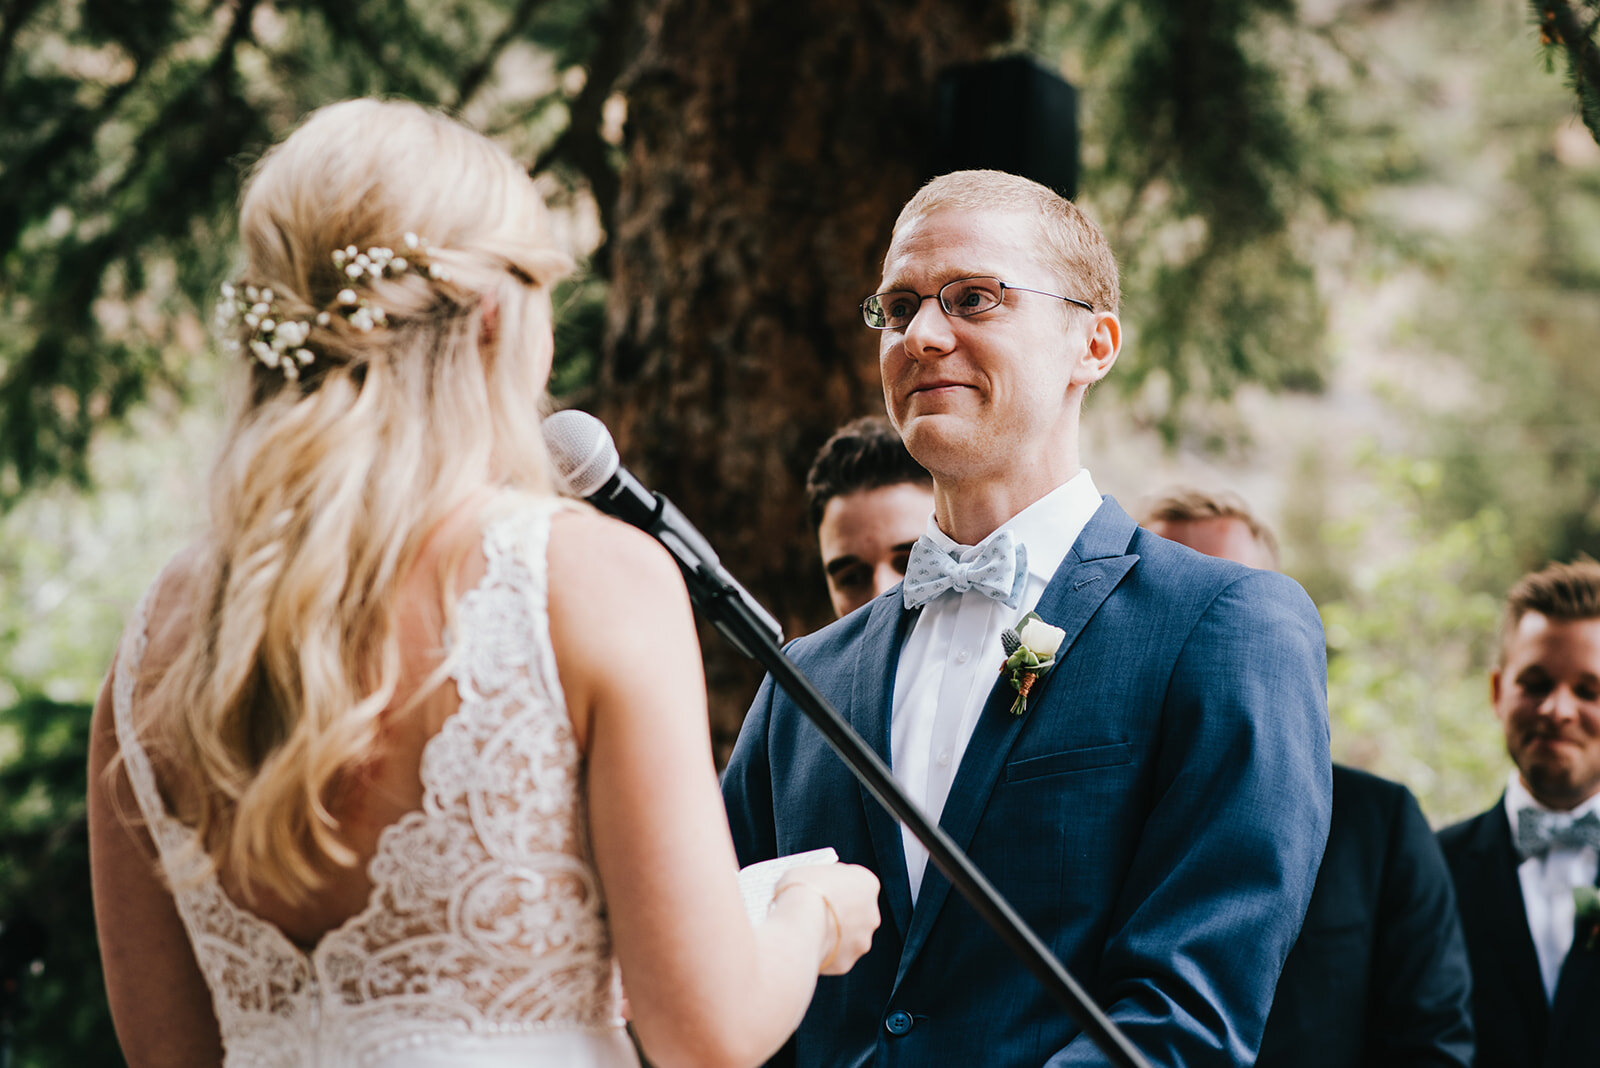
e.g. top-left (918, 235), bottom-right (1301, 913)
top-left (861, 275), bottom-right (1094, 330)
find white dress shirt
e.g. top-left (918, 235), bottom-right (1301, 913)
top-left (891, 471), bottom-right (1102, 902)
top-left (1504, 772), bottom-right (1600, 1002)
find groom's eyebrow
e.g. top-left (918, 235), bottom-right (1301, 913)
top-left (880, 256), bottom-right (985, 292)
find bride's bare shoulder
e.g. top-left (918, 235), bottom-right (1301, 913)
top-left (156, 540), bottom-right (214, 594)
top-left (545, 507), bottom-right (698, 743)
top-left (547, 506), bottom-right (686, 602)
top-left (136, 541), bottom-right (216, 659)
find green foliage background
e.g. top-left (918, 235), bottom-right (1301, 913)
top-left (0, 696), bottom-right (117, 1066)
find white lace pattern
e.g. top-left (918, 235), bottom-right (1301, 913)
top-left (112, 502), bottom-right (631, 1066)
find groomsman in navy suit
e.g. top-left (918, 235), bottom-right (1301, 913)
top-left (1142, 487), bottom-right (1473, 1068)
top-left (1438, 560), bottom-right (1600, 1068)
top-left (722, 170), bottom-right (1332, 1067)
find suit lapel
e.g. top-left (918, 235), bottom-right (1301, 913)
top-left (893, 500), bottom-right (1140, 982)
top-left (850, 590), bottom-right (919, 939)
top-left (1476, 807), bottom-right (1551, 1042)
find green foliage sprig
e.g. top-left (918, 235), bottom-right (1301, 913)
top-left (999, 612), bottom-right (1066, 716)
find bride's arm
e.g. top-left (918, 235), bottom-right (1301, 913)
top-left (549, 510), bottom-right (876, 1068)
top-left (87, 657), bottom-right (225, 1068)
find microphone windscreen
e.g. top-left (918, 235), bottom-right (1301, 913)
top-left (543, 409), bottom-right (620, 497)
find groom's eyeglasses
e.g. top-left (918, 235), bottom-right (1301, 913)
top-left (860, 276), bottom-right (1094, 330)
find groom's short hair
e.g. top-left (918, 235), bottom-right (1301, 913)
top-left (890, 169), bottom-right (1120, 315)
top-left (805, 416), bottom-right (930, 530)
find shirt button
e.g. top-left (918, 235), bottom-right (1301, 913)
top-left (936, 750), bottom-right (952, 768)
top-left (884, 1010), bottom-right (914, 1036)
top-left (956, 649), bottom-right (970, 664)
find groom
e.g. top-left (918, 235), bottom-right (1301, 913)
top-left (721, 170), bottom-right (1332, 1067)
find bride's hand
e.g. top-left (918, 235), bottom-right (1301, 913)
top-left (771, 863), bottom-right (880, 976)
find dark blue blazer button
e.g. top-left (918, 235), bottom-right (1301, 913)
top-left (884, 1010), bottom-right (914, 1035)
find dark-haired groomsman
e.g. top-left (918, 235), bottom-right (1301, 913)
top-left (805, 416), bottom-right (934, 619)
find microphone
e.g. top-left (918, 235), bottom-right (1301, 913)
top-left (542, 409), bottom-right (784, 656)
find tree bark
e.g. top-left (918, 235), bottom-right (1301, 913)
top-left (600, 0), bottom-right (1013, 759)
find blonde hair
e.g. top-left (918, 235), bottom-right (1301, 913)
top-left (151, 98), bottom-right (572, 904)
top-left (1138, 487), bottom-right (1281, 569)
top-left (891, 170), bottom-right (1120, 315)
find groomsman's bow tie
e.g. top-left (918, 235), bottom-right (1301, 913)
top-left (902, 530), bottom-right (1028, 610)
top-left (1515, 807), bottom-right (1600, 859)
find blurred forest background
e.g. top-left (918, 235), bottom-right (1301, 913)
top-left (3, 0), bottom-right (1599, 1061)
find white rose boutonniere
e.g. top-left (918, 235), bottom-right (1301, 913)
top-left (999, 612), bottom-right (1067, 716)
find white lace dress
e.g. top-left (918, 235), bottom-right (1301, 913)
top-left (112, 502), bottom-right (640, 1067)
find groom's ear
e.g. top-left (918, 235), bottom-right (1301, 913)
top-left (1069, 311), bottom-right (1119, 388)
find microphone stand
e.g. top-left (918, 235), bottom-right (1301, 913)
top-left (674, 517), bottom-right (1152, 1068)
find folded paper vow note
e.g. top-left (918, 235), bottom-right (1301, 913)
top-left (737, 847), bottom-right (839, 923)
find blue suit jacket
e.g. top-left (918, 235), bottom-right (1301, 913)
top-left (722, 498), bottom-right (1332, 1068)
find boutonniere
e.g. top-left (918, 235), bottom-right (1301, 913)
top-left (999, 612), bottom-right (1067, 716)
top-left (1575, 886), bottom-right (1600, 951)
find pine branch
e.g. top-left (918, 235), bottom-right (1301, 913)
top-left (0, 0), bottom-right (50, 105)
top-left (0, 0), bottom-right (260, 498)
top-left (97, 0), bottom-right (258, 216)
top-left (0, 60), bottom-right (150, 263)
top-left (1535, 0), bottom-right (1600, 145)
top-left (529, 0), bottom-right (641, 276)
top-left (302, 0), bottom-right (442, 101)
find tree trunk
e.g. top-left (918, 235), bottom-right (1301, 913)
top-left (600, 0), bottom-right (1013, 760)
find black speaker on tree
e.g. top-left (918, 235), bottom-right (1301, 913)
top-left (933, 55), bottom-right (1079, 200)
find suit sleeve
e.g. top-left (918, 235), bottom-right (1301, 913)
top-left (1045, 570), bottom-right (1333, 1068)
top-left (720, 672), bottom-right (782, 872)
top-left (1367, 788), bottom-right (1475, 1067)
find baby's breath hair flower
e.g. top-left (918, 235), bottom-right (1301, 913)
top-left (404, 232), bottom-right (453, 282)
top-left (218, 235), bottom-right (449, 379)
top-left (217, 283), bottom-right (316, 381)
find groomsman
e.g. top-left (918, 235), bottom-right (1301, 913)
top-left (1142, 488), bottom-right (1473, 1068)
top-left (723, 170), bottom-right (1331, 1068)
top-left (805, 416), bottom-right (934, 618)
top-left (1439, 559), bottom-right (1600, 1068)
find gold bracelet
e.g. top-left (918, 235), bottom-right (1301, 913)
top-left (771, 881), bottom-right (843, 971)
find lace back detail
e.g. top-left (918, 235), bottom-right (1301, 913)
top-left (111, 500), bottom-right (624, 1067)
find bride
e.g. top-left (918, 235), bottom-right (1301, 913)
top-left (86, 98), bottom-right (879, 1068)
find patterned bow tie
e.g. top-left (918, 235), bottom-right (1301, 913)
top-left (1515, 807), bottom-right (1600, 859)
top-left (901, 529), bottom-right (1028, 610)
